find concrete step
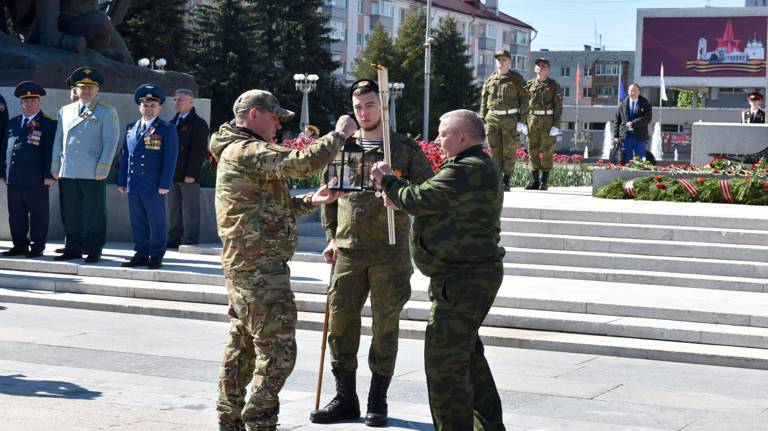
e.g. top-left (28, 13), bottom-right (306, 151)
top-left (503, 218), bottom-right (768, 247)
top-left (501, 232), bottom-right (768, 262)
top-left (503, 247), bottom-right (768, 279)
top-left (4, 286), bottom-right (768, 370)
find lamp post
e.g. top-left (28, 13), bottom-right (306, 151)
top-left (389, 82), bottom-right (404, 132)
top-left (294, 73), bottom-right (319, 131)
top-left (137, 57), bottom-right (167, 71)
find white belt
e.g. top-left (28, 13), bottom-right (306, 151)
top-left (490, 109), bottom-right (518, 115)
top-left (532, 110), bottom-right (554, 115)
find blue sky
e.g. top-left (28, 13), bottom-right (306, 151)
top-left (499, 0), bottom-right (746, 51)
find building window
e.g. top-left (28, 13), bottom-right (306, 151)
top-left (479, 23), bottom-right (496, 40)
top-left (561, 67), bottom-right (570, 77)
top-left (399, 8), bottom-right (406, 22)
top-left (512, 55), bottom-right (527, 72)
top-left (358, 0), bottom-right (364, 14)
top-left (582, 87), bottom-right (593, 98)
top-left (596, 85), bottom-right (615, 97)
top-left (380, 1), bottom-right (393, 17)
top-left (325, 0), bottom-right (346, 7)
top-left (330, 20), bottom-right (346, 41)
top-left (515, 31), bottom-right (529, 46)
top-left (563, 87), bottom-right (570, 97)
top-left (584, 66), bottom-right (593, 76)
top-left (586, 122), bottom-right (606, 131)
top-left (502, 30), bottom-right (513, 45)
top-left (479, 49), bottom-right (495, 66)
top-left (332, 54), bottom-right (344, 75)
top-left (357, 32), bottom-right (364, 47)
top-left (596, 63), bottom-right (620, 76)
top-left (371, 2), bottom-right (378, 15)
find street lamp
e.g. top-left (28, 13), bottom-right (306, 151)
top-left (294, 73), bottom-right (319, 131)
top-left (388, 82), bottom-right (404, 132)
top-left (138, 57), bottom-right (168, 71)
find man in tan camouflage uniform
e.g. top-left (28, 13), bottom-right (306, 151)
top-left (310, 79), bottom-right (434, 427)
top-left (480, 50), bottom-right (529, 191)
top-left (211, 89), bottom-right (357, 431)
top-left (524, 58), bottom-right (563, 191)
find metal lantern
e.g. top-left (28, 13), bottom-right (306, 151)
top-left (327, 140), bottom-right (367, 192)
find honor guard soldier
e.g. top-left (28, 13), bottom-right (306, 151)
top-left (0, 82), bottom-right (57, 257)
top-left (480, 50), bottom-right (529, 191)
top-left (524, 58), bottom-right (563, 191)
top-left (118, 84), bottom-right (179, 269)
top-left (51, 67), bottom-right (120, 263)
top-left (741, 91), bottom-right (765, 124)
top-left (311, 79), bottom-right (434, 427)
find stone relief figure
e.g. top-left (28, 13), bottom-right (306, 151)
top-left (0, 0), bottom-right (133, 63)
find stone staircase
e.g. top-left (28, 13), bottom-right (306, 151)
top-left (3, 187), bottom-right (768, 369)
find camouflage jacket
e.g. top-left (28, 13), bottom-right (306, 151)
top-left (210, 122), bottom-right (343, 279)
top-left (480, 71), bottom-right (529, 120)
top-left (524, 77), bottom-right (563, 124)
top-left (381, 145), bottom-right (506, 277)
top-left (322, 130), bottom-right (433, 250)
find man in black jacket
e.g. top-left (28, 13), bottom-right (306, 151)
top-left (167, 89), bottom-right (210, 248)
top-left (613, 83), bottom-right (652, 164)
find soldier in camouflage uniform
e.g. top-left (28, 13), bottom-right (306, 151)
top-left (310, 79), bottom-right (434, 427)
top-left (524, 57), bottom-right (563, 191)
top-left (480, 50), bottom-right (529, 191)
top-left (211, 89), bottom-right (357, 431)
top-left (372, 109), bottom-right (506, 431)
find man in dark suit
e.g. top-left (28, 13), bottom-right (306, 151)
top-left (166, 88), bottom-right (209, 248)
top-left (740, 91), bottom-right (765, 124)
top-left (118, 84), bottom-right (179, 269)
top-left (0, 82), bottom-right (57, 257)
top-left (613, 83), bottom-right (652, 164)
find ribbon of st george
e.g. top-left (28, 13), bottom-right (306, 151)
top-left (375, 64), bottom-right (396, 245)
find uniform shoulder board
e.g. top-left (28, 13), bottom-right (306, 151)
top-left (44, 113), bottom-right (56, 121)
top-left (97, 100), bottom-right (113, 109)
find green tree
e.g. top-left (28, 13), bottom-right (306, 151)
top-left (188, 0), bottom-right (264, 128)
top-left (352, 22), bottom-right (396, 81)
top-left (117, 0), bottom-right (190, 71)
top-left (676, 89), bottom-right (704, 108)
top-left (393, 8), bottom-right (427, 139)
top-left (430, 16), bottom-right (479, 136)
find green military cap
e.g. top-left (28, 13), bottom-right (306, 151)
top-left (68, 66), bottom-right (104, 87)
top-left (534, 58), bottom-right (550, 67)
top-left (233, 89), bottom-right (295, 122)
top-left (494, 50), bottom-right (512, 60)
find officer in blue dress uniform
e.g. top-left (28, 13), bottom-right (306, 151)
top-left (0, 82), bottom-right (56, 257)
top-left (118, 84), bottom-right (179, 269)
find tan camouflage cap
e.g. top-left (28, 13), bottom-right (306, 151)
top-left (233, 89), bottom-right (295, 122)
top-left (494, 50), bottom-right (512, 60)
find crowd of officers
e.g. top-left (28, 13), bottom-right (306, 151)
top-left (0, 66), bottom-right (210, 269)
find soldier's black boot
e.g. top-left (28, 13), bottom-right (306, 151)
top-left (525, 170), bottom-right (540, 190)
top-left (309, 368), bottom-right (360, 423)
top-left (539, 170), bottom-right (550, 191)
top-left (365, 373), bottom-right (391, 427)
top-left (502, 174), bottom-right (511, 192)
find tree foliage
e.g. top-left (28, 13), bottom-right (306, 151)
top-left (352, 22), bottom-right (395, 81)
top-left (118, 0), bottom-right (190, 71)
top-left (392, 8), bottom-right (427, 139)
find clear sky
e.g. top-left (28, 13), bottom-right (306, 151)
top-left (499, 0), bottom-right (747, 51)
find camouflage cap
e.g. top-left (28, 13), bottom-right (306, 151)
top-left (494, 50), bottom-right (512, 60)
top-left (233, 89), bottom-right (295, 122)
top-left (534, 58), bottom-right (550, 67)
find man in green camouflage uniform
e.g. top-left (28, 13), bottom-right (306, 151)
top-left (524, 57), bottom-right (563, 191)
top-left (480, 50), bottom-right (529, 191)
top-left (371, 109), bottom-right (506, 431)
top-left (211, 89), bottom-right (357, 431)
top-left (310, 79), bottom-right (433, 427)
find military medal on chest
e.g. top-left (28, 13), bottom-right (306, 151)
top-left (26, 120), bottom-right (41, 146)
top-left (144, 127), bottom-right (162, 150)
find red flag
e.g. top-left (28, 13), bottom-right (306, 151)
top-left (576, 63), bottom-right (581, 100)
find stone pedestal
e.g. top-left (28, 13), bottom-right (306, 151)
top-left (691, 122), bottom-right (768, 166)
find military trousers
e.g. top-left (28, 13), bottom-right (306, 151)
top-left (425, 265), bottom-right (505, 431)
top-left (526, 117), bottom-right (556, 171)
top-left (7, 185), bottom-right (49, 251)
top-left (217, 263), bottom-right (297, 430)
top-left (128, 192), bottom-right (167, 259)
top-left (485, 115), bottom-right (520, 175)
top-left (59, 178), bottom-right (107, 254)
top-left (327, 246), bottom-right (412, 377)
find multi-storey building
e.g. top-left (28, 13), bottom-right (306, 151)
top-left (320, 0), bottom-right (534, 82)
top-left (530, 47), bottom-right (634, 107)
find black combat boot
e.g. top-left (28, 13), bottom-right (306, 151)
top-left (502, 174), bottom-right (511, 192)
top-left (365, 373), bottom-right (391, 427)
top-left (525, 170), bottom-right (540, 190)
top-left (540, 170), bottom-right (550, 191)
top-left (309, 368), bottom-right (360, 423)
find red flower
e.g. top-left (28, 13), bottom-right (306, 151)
top-left (653, 176), bottom-right (661, 182)
top-left (695, 177), bottom-right (705, 184)
top-left (763, 182), bottom-right (768, 190)
top-left (655, 183), bottom-right (666, 189)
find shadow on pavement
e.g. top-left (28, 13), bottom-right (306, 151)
top-left (0, 306), bottom-right (5, 311)
top-left (388, 418), bottom-right (434, 430)
top-left (0, 374), bottom-right (102, 399)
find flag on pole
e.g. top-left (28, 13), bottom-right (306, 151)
top-left (575, 63), bottom-right (581, 100)
top-left (617, 64), bottom-right (627, 103)
top-left (660, 62), bottom-right (668, 102)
